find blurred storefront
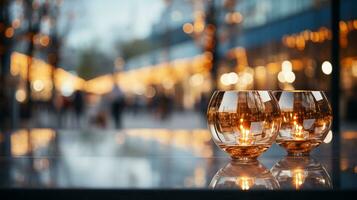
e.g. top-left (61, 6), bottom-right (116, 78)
top-left (2, 0), bottom-right (357, 129)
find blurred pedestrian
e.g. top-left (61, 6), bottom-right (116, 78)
top-left (73, 90), bottom-right (84, 127)
top-left (199, 94), bottom-right (209, 116)
top-left (111, 85), bottom-right (125, 129)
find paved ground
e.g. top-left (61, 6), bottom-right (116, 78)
top-left (15, 108), bottom-right (357, 131)
top-left (30, 109), bottom-right (207, 130)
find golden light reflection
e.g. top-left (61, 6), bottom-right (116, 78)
top-left (210, 160), bottom-right (279, 190)
top-left (352, 61), bottom-right (357, 77)
top-left (11, 129), bottom-right (56, 156)
top-left (272, 156), bottom-right (331, 190)
top-left (340, 159), bottom-right (349, 171)
top-left (11, 130), bottom-right (29, 156)
top-left (292, 169), bottom-right (306, 189)
top-left (342, 131), bottom-right (357, 140)
top-left (235, 176), bottom-right (255, 190)
top-left (123, 129), bottom-right (212, 157)
top-left (194, 167), bottom-right (206, 186)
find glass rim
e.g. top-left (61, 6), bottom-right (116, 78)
top-left (272, 90), bottom-right (327, 93)
top-left (213, 90), bottom-right (326, 92)
top-left (213, 90), bottom-right (273, 92)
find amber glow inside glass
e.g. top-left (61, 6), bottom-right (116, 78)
top-left (273, 91), bottom-right (332, 155)
top-left (207, 90), bottom-right (281, 160)
top-left (210, 160), bottom-right (279, 190)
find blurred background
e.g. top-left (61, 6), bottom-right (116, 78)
top-left (0, 0), bottom-right (357, 130)
top-left (1, 0), bottom-right (357, 189)
top-left (0, 0), bottom-right (357, 129)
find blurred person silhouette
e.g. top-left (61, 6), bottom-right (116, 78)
top-left (53, 92), bottom-right (64, 128)
top-left (73, 90), bottom-right (84, 127)
top-left (157, 91), bottom-right (172, 120)
top-left (111, 84), bottom-right (125, 129)
top-left (0, 88), bottom-right (8, 129)
top-left (347, 85), bottom-right (357, 120)
top-left (62, 95), bottom-right (73, 128)
top-left (199, 93), bottom-right (209, 116)
top-left (89, 95), bottom-right (109, 128)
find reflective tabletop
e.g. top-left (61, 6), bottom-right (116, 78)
top-left (0, 128), bottom-right (356, 190)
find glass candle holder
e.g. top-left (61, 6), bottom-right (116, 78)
top-left (207, 90), bottom-right (281, 160)
top-left (209, 160), bottom-right (280, 190)
top-left (271, 156), bottom-right (332, 189)
top-left (273, 91), bottom-right (332, 155)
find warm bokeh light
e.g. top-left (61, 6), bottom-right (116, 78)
top-left (278, 60), bottom-right (295, 83)
top-left (12, 18), bottom-right (21, 29)
top-left (183, 23), bottom-right (194, 34)
top-left (282, 60), bottom-right (292, 71)
top-left (322, 61), bottom-right (332, 75)
top-left (190, 73), bottom-right (204, 87)
top-left (32, 80), bottom-right (45, 92)
top-left (15, 88), bottom-right (26, 103)
top-left (39, 35), bottom-right (50, 47)
top-left (220, 72), bottom-right (238, 86)
top-left (11, 52), bottom-right (86, 100)
top-left (5, 27), bottom-right (14, 38)
top-left (352, 61), bottom-right (357, 77)
top-left (225, 12), bottom-right (243, 24)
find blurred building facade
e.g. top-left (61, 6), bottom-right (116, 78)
top-left (2, 0), bottom-right (357, 129)
top-left (120, 0), bottom-right (357, 119)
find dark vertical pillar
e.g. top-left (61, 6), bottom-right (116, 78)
top-left (206, 0), bottom-right (219, 91)
top-left (0, 0), bottom-right (11, 130)
top-left (331, 0), bottom-right (340, 189)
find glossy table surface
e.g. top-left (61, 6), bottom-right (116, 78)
top-left (0, 128), bottom-right (356, 191)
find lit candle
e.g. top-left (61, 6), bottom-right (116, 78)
top-left (237, 124), bottom-right (254, 145)
top-left (292, 121), bottom-right (307, 140)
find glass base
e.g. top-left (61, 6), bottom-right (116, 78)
top-left (287, 151), bottom-right (310, 157)
top-left (220, 144), bottom-right (270, 160)
top-left (230, 156), bottom-right (258, 163)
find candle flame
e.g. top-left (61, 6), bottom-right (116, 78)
top-left (237, 128), bottom-right (254, 145)
top-left (236, 118), bottom-right (255, 145)
top-left (292, 122), bottom-right (307, 140)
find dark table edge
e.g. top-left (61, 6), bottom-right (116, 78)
top-left (0, 189), bottom-right (356, 200)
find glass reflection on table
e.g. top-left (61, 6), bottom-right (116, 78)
top-left (209, 160), bottom-right (279, 190)
top-left (271, 156), bottom-right (332, 190)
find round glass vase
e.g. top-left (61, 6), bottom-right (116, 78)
top-left (207, 90), bottom-right (281, 160)
top-left (273, 90), bottom-right (332, 156)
